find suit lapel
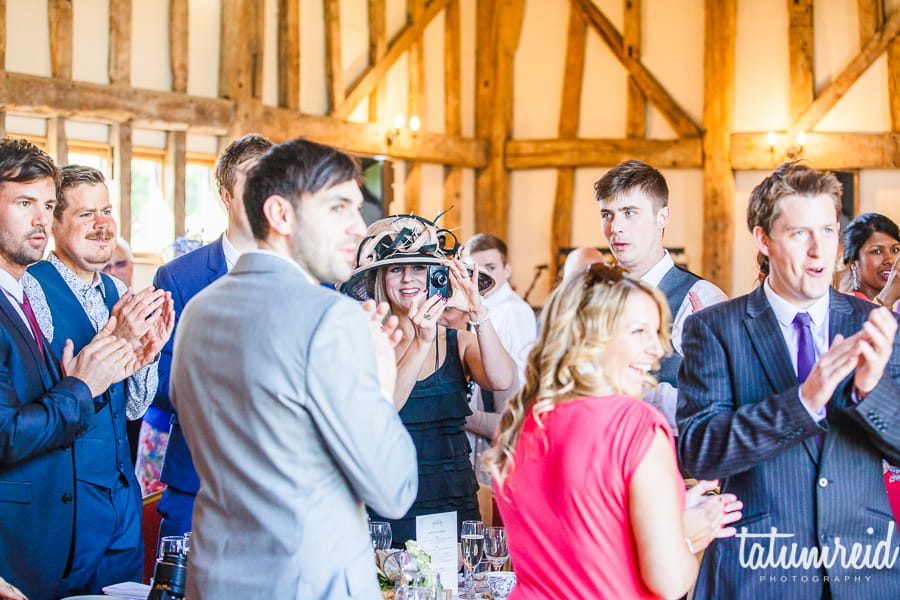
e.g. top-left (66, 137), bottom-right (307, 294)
top-left (207, 236), bottom-right (228, 283)
top-left (744, 286), bottom-right (797, 395)
top-left (744, 286), bottom-right (821, 464)
top-left (819, 289), bottom-right (860, 463)
top-left (0, 293), bottom-right (54, 389)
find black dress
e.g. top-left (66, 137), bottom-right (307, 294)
top-left (370, 328), bottom-right (481, 545)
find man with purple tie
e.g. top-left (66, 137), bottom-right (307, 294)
top-left (678, 162), bottom-right (900, 600)
top-left (0, 138), bottom-right (136, 600)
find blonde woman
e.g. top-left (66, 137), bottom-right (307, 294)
top-left (485, 264), bottom-right (742, 600)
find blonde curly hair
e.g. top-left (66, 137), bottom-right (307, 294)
top-left (484, 265), bottom-right (672, 487)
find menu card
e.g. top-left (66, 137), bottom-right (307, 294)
top-left (416, 511), bottom-right (458, 594)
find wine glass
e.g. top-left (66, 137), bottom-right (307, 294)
top-left (460, 520), bottom-right (484, 599)
top-left (484, 526), bottom-right (508, 571)
top-left (158, 535), bottom-right (185, 559)
top-left (368, 521), bottom-right (392, 551)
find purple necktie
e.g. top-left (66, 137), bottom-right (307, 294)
top-left (19, 291), bottom-right (45, 359)
top-left (793, 312), bottom-right (814, 383)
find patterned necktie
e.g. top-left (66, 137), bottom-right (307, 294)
top-left (19, 291), bottom-right (45, 359)
top-left (793, 312), bottom-right (814, 383)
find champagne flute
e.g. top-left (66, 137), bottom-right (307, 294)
top-left (460, 520), bottom-right (484, 599)
top-left (368, 521), bottom-right (392, 551)
top-left (484, 527), bottom-right (508, 571)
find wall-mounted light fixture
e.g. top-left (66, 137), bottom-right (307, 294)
top-left (386, 114), bottom-right (422, 147)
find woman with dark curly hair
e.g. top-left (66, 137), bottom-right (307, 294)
top-left (843, 212), bottom-right (900, 308)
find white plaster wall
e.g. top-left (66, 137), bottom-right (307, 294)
top-left (72, 0), bottom-right (109, 84)
top-left (262, 0), bottom-right (279, 106)
top-left (131, 2), bottom-right (171, 91)
top-left (6, 1), bottom-right (51, 76)
top-left (188, 0), bottom-right (221, 98)
top-left (300, 0), bottom-right (327, 114)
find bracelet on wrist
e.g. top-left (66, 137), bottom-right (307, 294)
top-left (685, 537), bottom-right (697, 554)
top-left (469, 312), bottom-right (490, 328)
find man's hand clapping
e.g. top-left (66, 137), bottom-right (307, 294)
top-left (61, 316), bottom-right (136, 397)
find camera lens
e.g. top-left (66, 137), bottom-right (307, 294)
top-left (432, 271), bottom-right (448, 287)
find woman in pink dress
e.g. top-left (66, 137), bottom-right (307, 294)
top-left (842, 212), bottom-right (900, 522)
top-left (485, 264), bottom-right (742, 600)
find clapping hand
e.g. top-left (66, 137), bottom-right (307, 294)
top-left (683, 479), bottom-right (743, 554)
top-left (110, 286), bottom-right (168, 347)
top-left (362, 299), bottom-right (404, 400)
top-left (854, 306), bottom-right (898, 397)
top-left (61, 316), bottom-right (137, 397)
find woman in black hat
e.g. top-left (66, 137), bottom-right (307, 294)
top-left (345, 215), bottom-right (515, 545)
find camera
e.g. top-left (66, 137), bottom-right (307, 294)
top-left (426, 265), bottom-right (451, 299)
top-left (148, 550), bottom-right (187, 600)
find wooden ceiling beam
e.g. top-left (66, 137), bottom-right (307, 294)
top-left (111, 123), bottom-right (132, 241)
top-left (323, 0), bottom-right (344, 112)
top-left (442, 0), bottom-right (462, 230)
top-left (170, 0), bottom-right (189, 93)
top-left (624, 0), bottom-right (646, 138)
top-left (505, 137), bottom-right (702, 169)
top-left (367, 0), bottom-right (387, 123)
top-left (109, 0), bottom-right (132, 86)
top-left (572, 0), bottom-right (701, 137)
top-left (732, 132), bottom-right (900, 169)
top-left (49, 0), bottom-right (73, 80)
top-left (277, 0), bottom-right (301, 109)
top-left (405, 0), bottom-right (426, 215)
top-left (259, 106), bottom-right (488, 167)
top-left (219, 0), bottom-right (264, 137)
top-left (333, 0), bottom-right (452, 120)
top-left (702, 0), bottom-right (736, 292)
top-left (788, 0), bottom-right (814, 123)
top-left (0, 0), bottom-right (7, 70)
top-left (166, 130), bottom-right (187, 237)
top-left (47, 117), bottom-right (68, 166)
top-left (0, 71), bottom-right (233, 134)
top-left (793, 8), bottom-right (900, 133)
top-left (550, 1), bottom-right (588, 279)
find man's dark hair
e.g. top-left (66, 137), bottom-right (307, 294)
top-left (465, 233), bottom-right (509, 264)
top-left (843, 212), bottom-right (900, 265)
top-left (56, 164), bottom-right (105, 219)
top-left (747, 161), bottom-right (842, 275)
top-left (215, 133), bottom-right (273, 197)
top-left (593, 160), bottom-right (668, 210)
top-left (0, 138), bottom-right (60, 189)
top-left (244, 138), bottom-right (361, 240)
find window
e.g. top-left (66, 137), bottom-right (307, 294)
top-left (185, 154), bottom-right (225, 243)
top-left (130, 149), bottom-right (171, 254)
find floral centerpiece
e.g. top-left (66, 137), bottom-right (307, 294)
top-left (376, 540), bottom-right (440, 597)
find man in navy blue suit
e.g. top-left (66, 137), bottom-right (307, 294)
top-left (0, 138), bottom-right (137, 600)
top-left (24, 165), bottom-right (174, 595)
top-left (678, 162), bottom-right (900, 599)
top-left (153, 133), bottom-right (272, 540)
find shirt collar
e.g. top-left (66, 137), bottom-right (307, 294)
top-left (222, 234), bottom-right (242, 271)
top-left (49, 253), bottom-right (104, 297)
top-left (484, 281), bottom-right (513, 308)
top-left (244, 249), bottom-right (318, 285)
top-left (639, 251), bottom-right (674, 287)
top-left (0, 267), bottom-right (24, 304)
top-left (763, 278), bottom-right (830, 328)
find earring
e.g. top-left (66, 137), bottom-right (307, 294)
top-left (850, 267), bottom-right (860, 291)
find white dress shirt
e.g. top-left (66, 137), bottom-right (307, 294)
top-left (0, 266), bottom-right (36, 339)
top-left (763, 278), bottom-right (830, 422)
top-left (640, 252), bottom-right (728, 433)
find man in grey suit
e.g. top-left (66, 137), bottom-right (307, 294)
top-left (171, 138), bottom-right (418, 599)
top-left (678, 162), bottom-right (900, 600)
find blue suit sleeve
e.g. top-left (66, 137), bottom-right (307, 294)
top-left (0, 336), bottom-right (95, 466)
top-left (153, 265), bottom-right (184, 415)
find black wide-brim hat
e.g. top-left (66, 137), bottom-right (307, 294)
top-left (341, 214), bottom-right (494, 301)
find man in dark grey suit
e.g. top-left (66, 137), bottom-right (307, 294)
top-left (678, 162), bottom-right (900, 600)
top-left (172, 138), bottom-right (417, 599)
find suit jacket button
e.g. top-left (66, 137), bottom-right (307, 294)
top-left (818, 477), bottom-right (829, 488)
top-left (62, 494), bottom-right (73, 503)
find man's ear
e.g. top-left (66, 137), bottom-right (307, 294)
top-left (656, 206), bottom-right (670, 229)
top-left (262, 195), bottom-right (294, 236)
top-left (220, 187), bottom-right (234, 213)
top-left (503, 261), bottom-right (513, 281)
top-left (752, 225), bottom-right (771, 257)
